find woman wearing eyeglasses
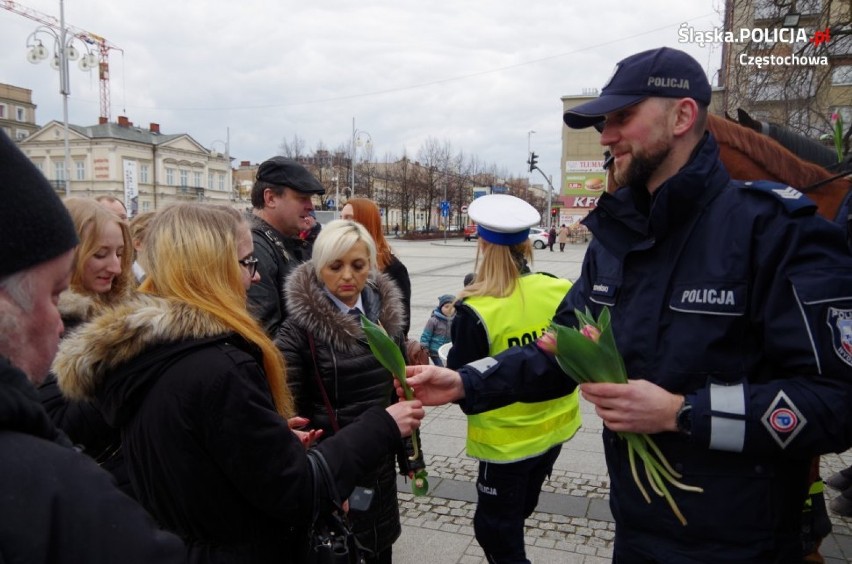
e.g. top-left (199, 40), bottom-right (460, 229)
top-left (53, 204), bottom-right (425, 564)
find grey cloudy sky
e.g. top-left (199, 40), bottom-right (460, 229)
top-left (2, 0), bottom-right (723, 189)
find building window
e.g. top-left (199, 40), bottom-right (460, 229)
top-left (166, 167), bottom-right (175, 185)
top-left (142, 200), bottom-right (151, 212)
top-left (140, 164), bottom-right (149, 184)
top-left (194, 171), bottom-right (202, 187)
top-left (75, 161), bottom-right (85, 180)
top-left (208, 172), bottom-right (213, 189)
top-left (54, 161), bottom-right (67, 181)
top-left (180, 170), bottom-right (188, 187)
top-left (15, 107), bottom-right (25, 122)
top-left (0, 104), bottom-right (5, 118)
top-left (218, 173), bottom-right (225, 191)
top-left (15, 130), bottom-right (28, 141)
top-left (832, 65), bottom-right (852, 85)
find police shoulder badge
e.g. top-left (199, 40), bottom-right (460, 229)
top-left (827, 307), bottom-right (852, 368)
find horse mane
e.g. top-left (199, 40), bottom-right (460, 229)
top-left (765, 123), bottom-right (839, 169)
top-left (707, 114), bottom-right (836, 191)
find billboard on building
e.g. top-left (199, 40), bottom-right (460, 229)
top-left (561, 160), bottom-right (606, 209)
top-left (123, 159), bottom-right (138, 217)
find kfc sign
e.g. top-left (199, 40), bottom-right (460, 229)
top-left (569, 196), bottom-right (600, 208)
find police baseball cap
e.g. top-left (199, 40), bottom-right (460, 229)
top-left (564, 47), bottom-right (712, 129)
top-left (255, 156), bottom-right (325, 194)
top-left (468, 194), bottom-right (541, 246)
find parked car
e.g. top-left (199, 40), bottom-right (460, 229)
top-left (464, 224), bottom-right (478, 241)
top-left (529, 227), bottom-right (549, 249)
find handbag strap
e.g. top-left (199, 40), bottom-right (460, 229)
top-left (307, 332), bottom-right (341, 433)
top-left (308, 448), bottom-right (344, 506)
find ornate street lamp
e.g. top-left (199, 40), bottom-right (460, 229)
top-left (25, 0), bottom-right (96, 198)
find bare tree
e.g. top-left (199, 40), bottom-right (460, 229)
top-left (720, 0), bottom-right (851, 151)
top-left (278, 134), bottom-right (308, 159)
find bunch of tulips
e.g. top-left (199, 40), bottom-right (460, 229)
top-left (546, 307), bottom-right (702, 525)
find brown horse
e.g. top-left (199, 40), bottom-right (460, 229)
top-left (707, 113), bottom-right (851, 223)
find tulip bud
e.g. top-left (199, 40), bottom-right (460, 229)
top-left (536, 330), bottom-right (557, 354)
top-left (580, 324), bottom-right (601, 343)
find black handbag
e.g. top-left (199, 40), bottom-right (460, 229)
top-left (303, 449), bottom-right (366, 564)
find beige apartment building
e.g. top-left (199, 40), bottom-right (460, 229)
top-left (0, 83), bottom-right (39, 142)
top-left (19, 116), bottom-right (234, 215)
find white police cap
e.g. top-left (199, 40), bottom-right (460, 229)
top-left (468, 194), bottom-right (541, 246)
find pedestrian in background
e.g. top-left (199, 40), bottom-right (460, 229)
top-left (420, 294), bottom-right (455, 367)
top-left (557, 224), bottom-right (569, 252)
top-left (342, 197), bottom-right (412, 337)
top-left (447, 194), bottom-right (580, 563)
top-left (129, 210), bottom-right (156, 284)
top-left (396, 47), bottom-right (852, 562)
top-left (248, 156), bottom-right (325, 336)
top-left (547, 226), bottom-right (556, 251)
top-left (0, 130), bottom-right (185, 563)
top-left (95, 194), bottom-right (128, 221)
top-left (276, 219), bottom-right (424, 563)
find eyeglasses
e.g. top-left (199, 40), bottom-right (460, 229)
top-left (238, 256), bottom-right (259, 276)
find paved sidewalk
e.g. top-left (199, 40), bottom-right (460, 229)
top-left (387, 238), bottom-right (852, 563)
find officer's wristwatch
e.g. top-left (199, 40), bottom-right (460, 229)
top-left (675, 397), bottom-right (693, 437)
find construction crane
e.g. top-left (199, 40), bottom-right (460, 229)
top-left (2, 0), bottom-right (122, 121)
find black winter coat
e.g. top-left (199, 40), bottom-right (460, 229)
top-left (53, 294), bottom-right (404, 564)
top-left (0, 357), bottom-right (185, 563)
top-left (383, 254), bottom-right (411, 337)
top-left (246, 214), bottom-right (310, 336)
top-left (275, 263), bottom-right (408, 555)
top-left (39, 289), bottom-right (131, 496)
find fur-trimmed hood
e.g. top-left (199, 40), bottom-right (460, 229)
top-left (282, 261), bottom-right (406, 354)
top-left (53, 294), bottom-right (234, 402)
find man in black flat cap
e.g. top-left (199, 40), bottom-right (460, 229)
top-left (0, 130), bottom-right (185, 562)
top-left (248, 156), bottom-right (325, 336)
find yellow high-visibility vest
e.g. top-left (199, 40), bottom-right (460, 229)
top-left (464, 273), bottom-right (581, 462)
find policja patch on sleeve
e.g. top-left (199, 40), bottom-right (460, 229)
top-left (827, 307), bottom-right (852, 368)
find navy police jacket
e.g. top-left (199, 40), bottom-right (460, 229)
top-left (458, 134), bottom-right (852, 559)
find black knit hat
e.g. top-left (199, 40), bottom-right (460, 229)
top-left (0, 131), bottom-right (78, 277)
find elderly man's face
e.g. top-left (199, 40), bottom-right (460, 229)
top-left (0, 250), bottom-right (73, 385)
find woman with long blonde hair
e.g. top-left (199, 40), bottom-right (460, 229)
top-left (53, 203), bottom-right (424, 564)
top-left (447, 194), bottom-right (580, 563)
top-left (39, 197), bottom-right (135, 494)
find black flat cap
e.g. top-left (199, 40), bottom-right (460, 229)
top-left (256, 157), bottom-right (325, 194)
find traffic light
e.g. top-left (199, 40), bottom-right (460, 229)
top-left (528, 152), bottom-right (538, 172)
top-left (551, 207), bottom-right (558, 219)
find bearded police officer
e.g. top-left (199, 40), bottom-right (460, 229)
top-left (398, 47), bottom-right (852, 563)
